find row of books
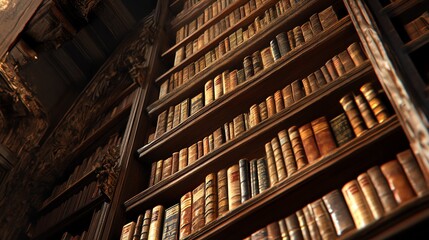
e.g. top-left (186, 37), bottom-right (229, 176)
top-left (160, 4), bottom-right (340, 99)
top-left (41, 135), bottom-right (123, 208)
top-left (174, 0), bottom-right (303, 66)
top-left (31, 181), bottom-right (101, 236)
top-left (245, 149), bottom-right (428, 239)
top-left (404, 11), bottom-right (428, 41)
top-left (177, 0), bottom-right (233, 25)
top-left (156, 39), bottom-right (364, 142)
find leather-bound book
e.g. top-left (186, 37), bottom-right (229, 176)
top-left (178, 148), bottom-right (188, 171)
top-left (227, 164), bottom-right (242, 210)
top-left (205, 173), bottom-right (218, 224)
top-left (302, 205), bottom-right (321, 240)
top-left (296, 209), bottom-right (311, 240)
top-left (278, 219), bottom-right (290, 240)
top-left (249, 104), bottom-right (262, 128)
top-left (397, 149), bottom-right (429, 196)
top-left (172, 103), bottom-right (181, 128)
top-left (299, 123), bottom-right (321, 163)
top-left (342, 180), bottom-right (374, 229)
top-left (257, 157), bottom-right (270, 192)
top-left (289, 126), bottom-right (308, 169)
top-left (239, 159), bottom-right (251, 203)
top-left (274, 90), bottom-right (285, 113)
top-left (354, 93), bottom-right (377, 129)
top-left (278, 129), bottom-right (296, 176)
top-left (282, 84), bottom-right (295, 107)
top-left (320, 66), bottom-right (333, 83)
top-left (155, 110), bottom-right (167, 139)
top-left (213, 127), bottom-right (224, 149)
top-left (347, 42), bottom-right (366, 66)
top-left (318, 6), bottom-right (338, 30)
top-left (171, 152), bottom-right (179, 174)
top-left (329, 113), bottom-right (354, 146)
top-left (322, 190), bottom-right (355, 236)
top-left (140, 209), bottom-right (152, 240)
top-left (191, 183), bottom-right (205, 232)
top-left (381, 160), bottom-right (416, 204)
top-left (302, 77), bottom-right (312, 96)
top-left (162, 157), bottom-right (172, 180)
top-left (314, 69), bottom-right (327, 87)
top-left (325, 59), bottom-right (339, 80)
top-left (154, 160), bottom-right (163, 184)
top-left (149, 162), bottom-right (157, 187)
top-left (259, 101), bottom-right (269, 121)
top-left (233, 114), bottom-right (246, 137)
top-left (291, 80), bottom-right (305, 102)
top-left (271, 137), bottom-right (288, 180)
top-left (332, 55), bottom-right (346, 77)
top-left (261, 47), bottom-right (275, 68)
top-left (310, 13), bottom-right (323, 35)
top-left (307, 73), bottom-right (319, 93)
top-left (204, 80), bottom-right (214, 106)
top-left (179, 192), bottom-right (192, 239)
top-left (311, 116), bottom-right (337, 156)
top-left (188, 143), bottom-right (198, 165)
top-left (338, 51), bottom-right (355, 72)
top-left (367, 166), bottom-right (398, 213)
top-left (243, 55), bottom-right (254, 79)
top-left (357, 173), bottom-right (384, 220)
top-left (270, 39), bottom-right (282, 61)
top-left (132, 214), bottom-right (144, 240)
top-left (214, 74), bottom-right (224, 100)
top-left (166, 106), bottom-right (175, 131)
top-left (285, 213), bottom-right (304, 240)
top-left (191, 93), bottom-right (204, 115)
top-left (180, 99), bottom-right (189, 124)
top-left (311, 199), bottom-right (336, 240)
top-left (287, 30), bottom-right (296, 50)
top-left (217, 169), bottom-right (229, 217)
top-left (265, 142), bottom-right (279, 186)
top-left (359, 83), bottom-right (390, 123)
top-left (197, 140), bottom-right (203, 159)
top-left (267, 222), bottom-right (282, 240)
top-left (293, 26), bottom-right (305, 47)
top-left (340, 94), bottom-right (367, 137)
top-left (148, 205), bottom-right (164, 240)
top-left (120, 221), bottom-right (135, 240)
top-left (301, 21), bottom-right (314, 42)
top-left (161, 204), bottom-right (180, 240)
top-left (250, 159), bottom-right (259, 197)
top-left (276, 32), bottom-right (291, 57)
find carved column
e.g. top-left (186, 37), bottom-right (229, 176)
top-left (344, 0), bottom-right (429, 173)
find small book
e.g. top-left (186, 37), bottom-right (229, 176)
top-left (338, 50), bottom-right (356, 72)
top-left (265, 142), bottom-right (279, 186)
top-left (311, 116), bottom-right (337, 156)
top-left (299, 123), bottom-right (321, 163)
top-left (148, 205), bottom-right (164, 240)
top-left (267, 222), bottom-right (282, 240)
top-left (342, 180), bottom-right (374, 229)
top-left (205, 173), bottom-right (218, 224)
top-left (250, 159), bottom-right (260, 197)
top-left (381, 160), bottom-right (416, 204)
top-left (288, 126), bottom-right (308, 170)
top-left (329, 113), bottom-right (354, 146)
top-left (266, 95), bottom-right (277, 118)
top-left (325, 59), bottom-right (339, 80)
top-left (367, 166), bottom-right (398, 213)
top-left (282, 84), bottom-right (294, 107)
top-left (318, 6), bottom-right (338, 30)
top-left (285, 213), bottom-right (304, 240)
top-left (261, 47), bottom-right (275, 69)
top-left (357, 173), bottom-right (385, 220)
top-left (301, 21), bottom-right (314, 42)
top-left (188, 143), bottom-right (198, 165)
top-left (293, 26), bottom-right (305, 47)
top-left (140, 209), bottom-right (152, 240)
top-left (217, 169), bottom-right (229, 217)
top-left (354, 93), bottom-right (378, 129)
top-left (204, 80), bottom-right (214, 106)
top-left (120, 221), bottom-right (136, 240)
top-left (178, 148), bottom-right (188, 171)
top-left (239, 159), bottom-right (251, 203)
top-left (257, 157), bottom-right (270, 192)
top-left (161, 204), bottom-right (180, 240)
top-left (271, 137), bottom-right (288, 180)
top-left (340, 93), bottom-right (367, 137)
top-left (332, 55), bottom-right (346, 77)
top-left (179, 192), bottom-right (192, 239)
top-left (191, 183), bottom-right (205, 232)
top-left (397, 149), bottom-right (429, 196)
top-left (359, 83), bottom-right (390, 123)
top-left (227, 164), bottom-right (242, 210)
top-left (322, 189), bottom-right (355, 236)
top-left (278, 129), bottom-right (297, 176)
top-left (347, 42), bottom-right (366, 66)
top-left (320, 65), bottom-right (333, 83)
top-left (276, 32), bottom-right (291, 57)
top-left (296, 209), bottom-right (311, 240)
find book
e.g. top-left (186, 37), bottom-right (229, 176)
top-left (266, 95), bottom-right (277, 118)
top-left (140, 209), bottom-right (152, 240)
top-left (222, 70), bottom-right (231, 94)
top-left (311, 116), bottom-right (337, 156)
top-left (178, 148), bottom-right (188, 171)
top-left (197, 140), bottom-right (203, 159)
top-left (227, 164), bottom-right (242, 210)
top-left (285, 213), bottom-right (304, 240)
top-left (261, 47), bottom-right (275, 68)
top-left (214, 74), bottom-right (224, 100)
top-left (278, 129), bottom-right (297, 176)
top-left (354, 93), bottom-right (377, 129)
top-left (302, 205), bottom-right (321, 240)
top-left (289, 126), bottom-right (308, 169)
top-left (252, 50), bottom-right (263, 74)
top-left (396, 149), bottom-right (428, 196)
top-left (320, 66), bottom-right (333, 83)
top-left (162, 157), bottom-right (172, 180)
top-left (148, 205), bottom-right (164, 240)
top-left (233, 114), bottom-right (246, 137)
top-left (172, 104), bottom-right (181, 128)
top-left (278, 219), bottom-right (289, 239)
top-left (171, 152), bottom-right (179, 174)
top-left (367, 166), bottom-right (398, 213)
top-left (347, 42), bottom-right (366, 66)
top-left (155, 110), bottom-right (167, 139)
top-left (179, 192), bottom-right (192, 239)
top-left (318, 6), bottom-right (338, 30)
top-left (132, 214), bottom-right (144, 240)
top-left (154, 160), bottom-right (163, 184)
top-left (249, 104), bottom-right (261, 128)
top-left (293, 26), bottom-right (305, 47)
top-left (311, 199), bottom-right (336, 239)
top-left (265, 142), bottom-right (279, 186)
top-left (329, 113), bottom-right (354, 146)
top-left (310, 13), bottom-right (323, 35)
top-left (251, 227), bottom-right (269, 240)
top-left (217, 169), bottom-right (229, 217)
top-left (190, 93), bottom-right (204, 115)
top-left (120, 221), bottom-right (136, 240)
top-left (282, 84), bottom-right (294, 107)
top-left (191, 183), bottom-right (205, 232)
top-left (149, 162), bottom-right (157, 186)
top-left (259, 101), bottom-right (269, 121)
top-left (159, 81), bottom-right (169, 99)
top-left (314, 69), bottom-right (327, 87)
top-left (271, 137), bottom-right (288, 180)
top-left (302, 77), bottom-right (311, 96)
top-left (307, 73), bottom-right (319, 93)
top-left (332, 55), bottom-right (346, 77)
top-left (322, 190), bottom-right (354, 236)
top-left (342, 180), bottom-right (374, 229)
top-left (338, 51), bottom-right (355, 72)
top-left (301, 22), bottom-right (314, 42)
top-left (274, 90), bottom-right (285, 113)
top-left (325, 59), bottom-right (339, 80)
top-left (270, 39), bottom-right (281, 61)
top-left (287, 30), bottom-right (296, 50)
top-left (188, 143), bottom-right (198, 165)
top-left (249, 159), bottom-right (259, 197)
top-left (244, 55), bottom-right (254, 79)
top-left (257, 157), bottom-right (270, 192)
top-left (381, 160), bottom-right (416, 204)
top-left (205, 173), bottom-right (218, 224)
top-left (239, 159), bottom-right (251, 203)
top-left (161, 204), bottom-right (180, 240)
top-left (359, 83), bottom-right (390, 123)
top-left (299, 123), bottom-right (321, 163)
top-left (267, 222), bottom-right (282, 240)
top-left (276, 32), bottom-right (291, 57)
top-left (296, 209), bottom-right (311, 240)
top-left (166, 106), bottom-right (175, 131)
top-left (291, 80), bottom-right (305, 102)
top-left (340, 93), bottom-right (367, 137)
top-left (357, 173), bottom-right (385, 220)
top-left (213, 127), bottom-right (224, 149)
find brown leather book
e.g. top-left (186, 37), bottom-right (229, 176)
top-left (270, 39), bottom-right (281, 61)
top-left (229, 70), bottom-right (238, 90)
top-left (302, 77), bottom-right (312, 96)
top-left (359, 83), bottom-right (390, 123)
top-left (252, 50), bottom-right (263, 74)
top-left (257, 157), bottom-right (270, 192)
top-left (287, 30), bottom-right (296, 50)
top-left (299, 123), bottom-right (321, 163)
top-left (278, 129), bottom-right (297, 176)
top-left (180, 193), bottom-right (192, 239)
top-left (205, 173), bottom-right (218, 224)
top-left (310, 13), bottom-right (323, 35)
top-left (261, 47), bottom-right (275, 69)
top-left (285, 213), bottom-right (304, 240)
top-left (162, 157), bottom-right (172, 180)
top-left (354, 93), bottom-right (378, 129)
top-left (332, 55), bottom-right (346, 77)
top-left (197, 140), bottom-right (203, 159)
top-left (251, 227), bottom-right (269, 240)
top-left (381, 160), bottom-right (416, 204)
top-left (296, 209), bottom-right (311, 240)
top-left (188, 143), bottom-right (198, 165)
top-left (342, 180), bottom-right (374, 229)
top-left (274, 90), bottom-right (285, 113)
top-left (302, 205), bottom-right (321, 240)
top-left (329, 113), bottom-right (354, 146)
top-left (239, 159), bottom-right (251, 203)
top-left (266, 95), bottom-right (277, 118)
top-left (293, 26), bottom-right (305, 47)
top-left (171, 152), bottom-right (179, 174)
top-left (172, 104), bottom-right (181, 129)
top-left (367, 166), bottom-right (398, 213)
top-left (140, 209), bottom-right (152, 240)
top-left (340, 94), bottom-right (367, 137)
top-left (311, 116), bottom-right (337, 156)
top-left (249, 104), bottom-right (262, 128)
top-left (267, 222), bottom-right (282, 240)
top-left (276, 32), bottom-right (291, 57)
top-left (214, 74), bottom-right (224, 100)
top-left (222, 70), bottom-right (231, 95)
top-left (259, 101), bottom-right (269, 121)
top-left (155, 110), bottom-right (167, 139)
top-left (191, 183), bottom-right (205, 232)
top-left (291, 80), bottom-right (306, 102)
top-left (132, 214), bottom-right (144, 240)
top-left (357, 173), bottom-right (384, 220)
top-left (121, 221), bottom-right (136, 240)
top-left (347, 42), bottom-right (366, 66)
top-left (278, 218), bottom-right (289, 239)
top-left (397, 149), bottom-right (429, 196)
top-left (265, 142), bottom-right (279, 186)
top-left (322, 189), bottom-right (355, 236)
top-left (149, 162), bottom-right (157, 187)
top-left (227, 164), bottom-right (242, 210)
top-left (282, 84), bottom-right (295, 107)
top-left (250, 159), bottom-right (259, 198)
top-left (204, 80), bottom-right (214, 106)
top-left (213, 127), bottom-right (224, 149)
top-left (301, 21), bottom-right (314, 42)
top-left (271, 137), bottom-right (288, 180)
top-left (191, 93), bottom-right (204, 115)
top-left (320, 66), bottom-right (333, 83)
top-left (154, 160), bottom-right (163, 184)
top-left (161, 204), bottom-right (180, 240)
top-left (318, 6), bottom-right (338, 30)
top-left (243, 55), bottom-right (254, 79)
top-left (166, 106), bottom-right (175, 131)
top-left (180, 99), bottom-right (189, 124)
top-left (178, 148), bottom-right (188, 171)
top-left (289, 126), bottom-right (308, 169)
top-left (307, 73), bottom-right (319, 93)
top-left (217, 169), bottom-right (229, 217)
top-left (338, 51), bottom-right (356, 73)
top-left (325, 59), bottom-right (339, 80)
top-left (148, 205), bottom-right (164, 240)
top-left (233, 114), bottom-right (246, 137)
top-left (311, 199), bottom-right (336, 239)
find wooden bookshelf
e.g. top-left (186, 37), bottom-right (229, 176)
top-left (171, 0), bottom-right (219, 29)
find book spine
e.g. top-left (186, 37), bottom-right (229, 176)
top-left (191, 183), bottom-right (205, 232)
top-left (190, 93), bottom-right (204, 115)
top-left (338, 51), bottom-right (356, 72)
top-left (154, 160), bottom-right (163, 184)
top-left (227, 164), bottom-right (242, 210)
top-left (340, 94), bottom-right (367, 137)
top-left (278, 218), bottom-right (289, 239)
top-left (261, 47), bottom-right (275, 69)
top-left (301, 21), bottom-right (314, 42)
top-left (310, 13), bottom-right (323, 35)
top-left (214, 74), bottom-right (224, 100)
top-left (289, 126), bottom-right (308, 169)
top-left (178, 148), bottom-right (188, 171)
top-left (367, 166), bottom-right (398, 213)
top-left (397, 149), bottom-right (428, 196)
top-left (140, 209), bottom-right (152, 240)
top-left (188, 143), bottom-right (198, 165)
top-left (179, 193), bottom-right (192, 239)
top-left (285, 213), bottom-right (304, 240)
top-left (322, 189), bottom-right (355, 236)
top-left (121, 221), bottom-right (136, 240)
top-left (267, 222), bottom-right (282, 240)
top-left (278, 129), bottom-right (297, 176)
top-left (249, 104), bottom-right (261, 128)
top-left (233, 114), bottom-right (246, 137)
top-left (132, 214), bottom-right (144, 240)
top-left (161, 204), bottom-right (180, 240)
top-left (149, 162), bottom-right (157, 187)
top-left (276, 32), bottom-right (291, 57)
top-left (347, 42), bottom-right (366, 66)
top-left (311, 116), bottom-right (337, 156)
top-left (360, 83), bottom-right (390, 123)
top-left (311, 199), bottom-right (336, 239)
top-left (217, 169), bottom-right (229, 217)
top-left (325, 59), bottom-right (339, 80)
top-left (318, 6), bottom-right (338, 30)
top-left (357, 173), bottom-right (385, 220)
top-left (162, 157), bottom-right (172, 180)
top-left (329, 113), bottom-right (354, 146)
top-left (299, 123), bottom-right (321, 163)
top-left (265, 142), bottom-right (279, 186)
top-left (250, 159), bottom-right (260, 197)
top-left (259, 101), bottom-right (269, 121)
top-left (381, 160), bottom-right (416, 204)
top-left (155, 110), bottom-right (167, 138)
top-left (166, 106), bottom-right (175, 131)
top-left (282, 84), bottom-right (294, 107)
top-left (291, 80), bottom-right (305, 102)
top-left (320, 66), bottom-right (333, 83)
top-left (252, 50), bottom-right (263, 74)
top-left (148, 205), bottom-right (164, 240)
top-left (270, 39), bottom-right (281, 61)
top-left (302, 205), bottom-right (321, 240)
top-left (257, 157), bottom-right (270, 192)
top-left (354, 93), bottom-right (378, 129)
top-left (342, 180), bottom-right (374, 229)
top-left (239, 159), bottom-right (251, 203)
top-left (296, 209), bottom-right (311, 240)
top-left (205, 173), bottom-right (218, 224)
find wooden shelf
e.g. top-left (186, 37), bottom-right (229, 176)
top-left (382, 0), bottom-right (426, 17)
top-left (127, 117), bottom-right (404, 240)
top-left (404, 31), bottom-right (429, 53)
top-left (340, 194), bottom-right (429, 240)
top-left (156, 0), bottom-right (334, 84)
top-left (170, 0), bottom-right (219, 30)
top-left (140, 17), bottom-right (357, 159)
top-left (163, 0), bottom-right (280, 60)
top-left (39, 169), bottom-right (97, 214)
top-left (127, 61), bottom-right (377, 212)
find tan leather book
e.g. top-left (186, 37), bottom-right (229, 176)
top-left (325, 59), bottom-right (339, 80)
top-left (302, 205), bottom-right (321, 240)
top-left (302, 77), bottom-right (312, 96)
top-left (342, 180), bottom-right (374, 229)
top-left (381, 160), bottom-right (416, 204)
top-left (289, 126), bottom-right (308, 169)
top-left (267, 222), bottom-right (282, 240)
top-left (178, 148), bottom-right (188, 171)
top-left (340, 93), bottom-right (367, 137)
top-left (285, 213), bottom-right (304, 240)
top-left (172, 103), bottom-right (181, 129)
top-left (357, 173), bottom-right (384, 220)
top-left (360, 83), bottom-right (390, 123)
top-left (310, 13), bottom-right (323, 35)
top-left (261, 47), bottom-right (275, 68)
top-left (354, 93), bottom-right (378, 129)
top-left (227, 164), bottom-right (242, 210)
top-left (188, 143), bottom-right (198, 165)
top-left (307, 73), bottom-right (319, 93)
top-left (205, 173), bottom-right (218, 224)
top-left (301, 21), bottom-right (314, 42)
top-left (397, 149), bottom-right (429, 196)
top-left (222, 70), bottom-right (231, 95)
top-left (311, 116), bottom-right (337, 156)
top-left (180, 193), bottom-right (192, 239)
top-left (148, 205), bottom-right (164, 240)
top-left (332, 55), bottom-right (346, 77)
top-left (296, 209), bottom-right (311, 240)
top-left (287, 30), bottom-right (296, 50)
top-left (252, 50), bottom-right (263, 74)
top-left (291, 80), bottom-right (305, 102)
top-left (278, 129), bottom-right (297, 176)
top-left (214, 74), bottom-right (223, 100)
top-left (154, 160), bottom-right (163, 184)
top-left (367, 166), bottom-right (398, 213)
top-left (318, 6), bottom-right (338, 30)
top-left (249, 104), bottom-right (262, 128)
top-left (120, 221), bottom-right (136, 240)
top-left (217, 169), bottom-right (229, 217)
top-left (293, 26), bottom-right (305, 47)
top-left (276, 32), bottom-right (291, 57)
top-left (347, 42), bottom-right (366, 66)
top-left (282, 84), bottom-right (294, 108)
top-left (233, 114), bottom-right (246, 137)
top-left (311, 199), bottom-right (336, 239)
top-left (166, 106), bottom-right (175, 132)
top-left (274, 90), bottom-right (285, 113)
top-left (338, 51), bottom-right (356, 73)
top-left (259, 101), bottom-right (269, 121)
top-left (155, 110), bottom-right (167, 139)
top-left (162, 157), bottom-right (172, 180)
top-left (266, 95), bottom-right (277, 118)
top-left (265, 142), bottom-right (279, 186)
top-left (271, 137), bottom-right (288, 180)
top-left (190, 93), bottom-right (204, 115)
top-left (299, 123), bottom-right (321, 163)
top-left (213, 127), bottom-right (224, 149)
top-left (320, 66), bottom-right (333, 83)
top-left (140, 209), bottom-right (152, 240)
top-left (278, 218), bottom-right (289, 239)
top-left (171, 152), bottom-right (179, 174)
top-left (191, 183), bottom-right (205, 232)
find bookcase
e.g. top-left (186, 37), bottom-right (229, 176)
top-left (28, 0), bottom-right (429, 239)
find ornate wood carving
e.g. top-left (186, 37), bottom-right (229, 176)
top-left (344, 0), bottom-right (429, 172)
top-left (95, 145), bottom-right (120, 201)
top-left (58, 0), bottom-right (102, 20)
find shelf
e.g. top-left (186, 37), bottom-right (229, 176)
top-left (39, 169), bottom-right (97, 214)
top-left (340, 194), bottom-right (429, 240)
top-left (156, 0), bottom-right (334, 84)
top-left (33, 194), bottom-right (105, 240)
top-left (127, 117), bottom-right (404, 240)
top-left (163, 0), bottom-right (280, 60)
top-left (140, 17), bottom-right (357, 159)
top-left (404, 31), bottom-right (429, 53)
top-left (127, 61), bottom-right (376, 212)
top-left (171, 0), bottom-right (220, 30)
top-left (382, 0), bottom-right (426, 18)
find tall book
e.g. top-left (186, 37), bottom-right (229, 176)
top-left (205, 173), bottom-right (218, 224)
top-left (342, 180), bottom-right (374, 229)
top-left (217, 169), bottom-right (229, 217)
top-left (311, 116), bottom-right (337, 156)
top-left (192, 183), bottom-right (205, 232)
top-left (257, 157), bottom-right (270, 192)
top-left (204, 80), bottom-right (214, 105)
top-left (354, 93), bottom-right (377, 129)
top-left (278, 219), bottom-right (289, 240)
top-left (120, 221), bottom-right (136, 240)
top-left (357, 173), bottom-right (384, 220)
top-left (271, 137), bottom-right (288, 180)
top-left (227, 164), bottom-right (242, 210)
top-left (322, 190), bottom-right (355, 236)
top-left (239, 159), bottom-right (251, 203)
top-left (179, 192), bottom-right (192, 239)
top-left (396, 149), bottom-right (428, 196)
top-left (278, 129), bottom-right (297, 176)
top-left (296, 209), bottom-right (311, 240)
top-left (265, 142), bottom-right (279, 186)
top-left (188, 143), bottom-right (198, 165)
top-left (178, 148), bottom-right (188, 171)
top-left (162, 157), bottom-right (172, 180)
top-left (381, 160), bottom-right (416, 204)
top-left (311, 199), bottom-right (336, 240)
top-left (302, 205), bottom-right (321, 240)
top-left (148, 205), bottom-right (164, 240)
top-left (267, 222), bottom-right (282, 240)
top-left (161, 204), bottom-right (180, 240)
top-left (289, 126), bottom-right (308, 169)
top-left (140, 209), bottom-right (152, 240)
top-left (359, 83), bottom-right (390, 124)
top-left (155, 110), bottom-right (168, 138)
top-left (132, 214), bottom-right (144, 240)
top-left (318, 6), bottom-right (338, 30)
top-left (282, 84), bottom-right (294, 108)
top-left (191, 93), bottom-right (204, 115)
top-left (366, 166), bottom-right (398, 213)
top-left (338, 51), bottom-right (355, 72)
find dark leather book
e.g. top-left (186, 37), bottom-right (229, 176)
top-left (161, 204), bottom-right (180, 240)
top-left (239, 159), bottom-right (251, 203)
top-left (322, 189), bottom-right (355, 236)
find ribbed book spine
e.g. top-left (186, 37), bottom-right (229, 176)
top-left (367, 166), bottom-right (398, 213)
top-left (354, 93), bottom-right (377, 129)
top-left (278, 129), bottom-right (297, 176)
top-left (357, 173), bottom-right (384, 220)
top-left (289, 126), bottom-right (308, 169)
top-left (191, 183), bottom-right (205, 232)
top-left (132, 214), bottom-right (144, 240)
top-left (205, 173), bottom-right (218, 224)
top-left (148, 205), bottom-right (164, 240)
top-left (265, 142), bottom-right (279, 186)
top-left (140, 209), bottom-right (151, 240)
top-left (296, 209), bottom-right (311, 240)
top-left (227, 164), bottom-right (242, 210)
top-left (311, 199), bottom-right (336, 240)
top-left (360, 83), bottom-right (390, 123)
top-left (217, 169), bottom-right (229, 217)
top-left (299, 123), bottom-right (321, 163)
top-left (396, 149), bottom-right (428, 196)
top-left (179, 193), bottom-right (192, 239)
top-left (161, 204), bottom-right (180, 240)
top-left (250, 159), bottom-right (259, 197)
top-left (285, 213), bottom-right (304, 240)
top-left (342, 180), bottom-right (374, 229)
top-left (340, 94), bottom-right (367, 137)
top-left (311, 116), bottom-right (337, 156)
top-left (271, 137), bottom-right (288, 180)
top-left (302, 205), bottom-right (321, 240)
top-left (381, 160), bottom-right (416, 204)
top-left (329, 113), bottom-right (354, 146)
top-left (322, 189), bottom-right (355, 236)
top-left (120, 222), bottom-right (136, 240)
top-left (239, 159), bottom-right (251, 203)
